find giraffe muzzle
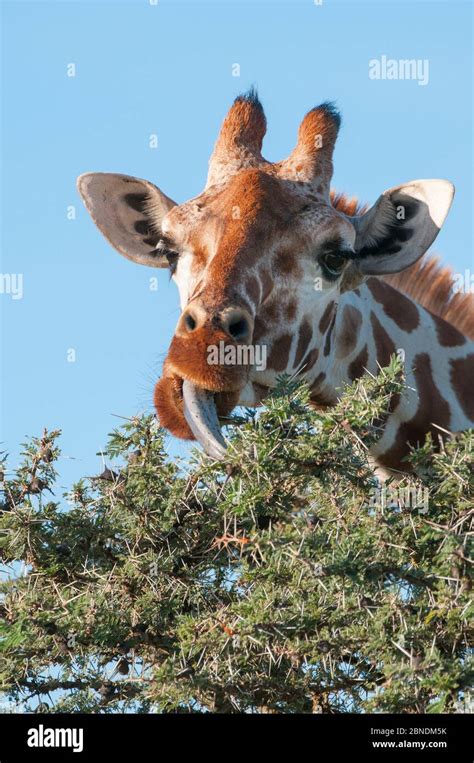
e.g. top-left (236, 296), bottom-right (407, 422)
top-left (157, 304), bottom-right (256, 457)
top-left (177, 304), bottom-right (253, 345)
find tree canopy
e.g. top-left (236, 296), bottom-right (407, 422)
top-left (1, 358), bottom-right (472, 713)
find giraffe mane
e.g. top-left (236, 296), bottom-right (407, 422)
top-left (331, 190), bottom-right (474, 340)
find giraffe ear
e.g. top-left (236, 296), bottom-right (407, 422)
top-left (77, 173), bottom-right (177, 267)
top-left (351, 179), bottom-right (454, 275)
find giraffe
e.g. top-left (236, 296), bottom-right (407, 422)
top-left (77, 90), bottom-right (474, 471)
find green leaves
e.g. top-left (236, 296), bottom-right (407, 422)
top-left (0, 616), bottom-right (29, 652)
top-left (0, 360), bottom-right (472, 713)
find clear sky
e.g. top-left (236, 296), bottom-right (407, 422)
top-left (1, 0), bottom-right (473, 491)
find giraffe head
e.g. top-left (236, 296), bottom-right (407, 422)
top-left (78, 90), bottom-right (454, 458)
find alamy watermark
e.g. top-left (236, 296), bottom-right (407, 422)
top-left (207, 340), bottom-right (267, 372)
top-left (453, 269), bottom-right (474, 294)
top-left (369, 485), bottom-right (429, 514)
top-left (369, 55), bottom-right (429, 86)
top-left (27, 724), bottom-right (83, 753)
top-left (1, 273), bottom-right (23, 300)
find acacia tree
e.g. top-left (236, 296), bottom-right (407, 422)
top-left (0, 359), bottom-right (472, 713)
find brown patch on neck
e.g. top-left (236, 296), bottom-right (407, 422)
top-left (336, 304), bottom-right (363, 358)
top-left (348, 344), bottom-right (368, 381)
top-left (370, 311), bottom-right (397, 368)
top-left (367, 278), bottom-right (420, 333)
top-left (377, 352), bottom-right (451, 471)
top-left (384, 255), bottom-right (474, 341)
top-left (450, 354), bottom-right (474, 421)
top-left (431, 312), bottom-right (466, 347)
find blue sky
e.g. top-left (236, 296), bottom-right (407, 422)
top-left (1, 0), bottom-right (473, 491)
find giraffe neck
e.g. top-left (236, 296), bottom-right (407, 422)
top-left (281, 278), bottom-right (474, 471)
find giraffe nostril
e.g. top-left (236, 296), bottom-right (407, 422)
top-left (228, 317), bottom-right (249, 341)
top-left (184, 313), bottom-right (197, 332)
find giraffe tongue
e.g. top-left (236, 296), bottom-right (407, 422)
top-left (182, 380), bottom-right (228, 460)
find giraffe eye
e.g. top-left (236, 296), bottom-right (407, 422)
top-left (321, 252), bottom-right (347, 276)
top-left (150, 240), bottom-right (180, 273)
top-left (165, 250), bottom-right (179, 273)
